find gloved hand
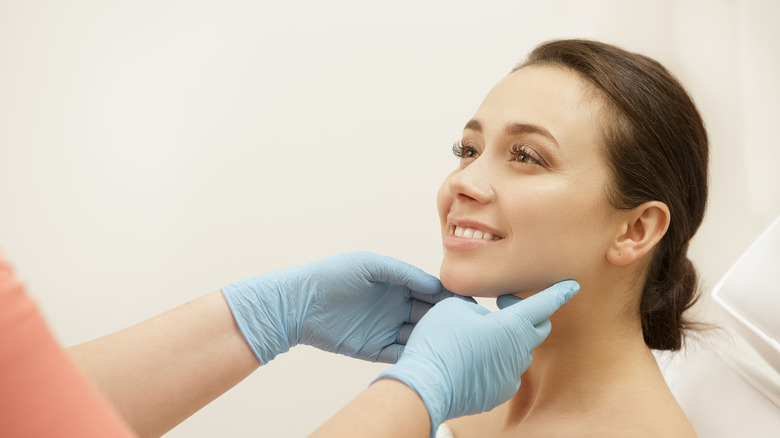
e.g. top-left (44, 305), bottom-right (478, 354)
top-left (221, 252), bottom-right (460, 365)
top-left (375, 280), bottom-right (580, 437)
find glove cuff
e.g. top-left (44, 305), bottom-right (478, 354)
top-left (374, 358), bottom-right (451, 438)
top-left (221, 283), bottom-right (292, 365)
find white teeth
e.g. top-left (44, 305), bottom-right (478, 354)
top-left (452, 226), bottom-right (500, 240)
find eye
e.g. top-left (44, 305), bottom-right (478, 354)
top-left (452, 141), bottom-right (479, 159)
top-left (510, 144), bottom-right (547, 167)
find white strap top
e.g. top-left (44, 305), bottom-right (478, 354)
top-left (436, 423), bottom-right (456, 438)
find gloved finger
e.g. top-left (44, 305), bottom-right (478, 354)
top-left (409, 294), bottom-right (478, 324)
top-left (495, 280), bottom-right (580, 326)
top-left (409, 301), bottom-right (433, 324)
top-left (496, 294), bottom-right (523, 310)
top-left (430, 296), bottom-right (491, 317)
top-left (396, 323), bottom-right (415, 344)
top-left (411, 288), bottom-right (478, 305)
top-left (362, 252), bottom-right (444, 295)
top-left (375, 343), bottom-right (404, 364)
top-left (533, 318), bottom-right (552, 344)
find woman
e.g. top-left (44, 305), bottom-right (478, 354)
top-left (430, 39), bottom-right (707, 436)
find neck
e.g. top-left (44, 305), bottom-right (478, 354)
top-left (504, 270), bottom-right (659, 425)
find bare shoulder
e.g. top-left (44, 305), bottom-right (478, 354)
top-left (587, 411), bottom-right (696, 438)
top-left (577, 385), bottom-right (697, 438)
top-left (538, 414), bottom-right (695, 438)
top-left (444, 389), bottom-right (696, 438)
top-left (446, 410), bottom-right (695, 438)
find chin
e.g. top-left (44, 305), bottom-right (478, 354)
top-left (439, 268), bottom-right (506, 298)
top-left (439, 262), bottom-right (568, 298)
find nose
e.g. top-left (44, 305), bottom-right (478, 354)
top-left (446, 157), bottom-right (496, 204)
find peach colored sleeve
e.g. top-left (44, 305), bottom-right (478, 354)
top-left (0, 249), bottom-right (136, 438)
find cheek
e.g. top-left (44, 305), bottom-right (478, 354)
top-left (517, 198), bottom-right (614, 274)
top-left (500, 191), bottom-right (614, 288)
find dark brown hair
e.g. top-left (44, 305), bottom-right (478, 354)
top-left (515, 39), bottom-right (709, 350)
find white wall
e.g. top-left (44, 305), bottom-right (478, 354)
top-left (1, 0), bottom-right (778, 436)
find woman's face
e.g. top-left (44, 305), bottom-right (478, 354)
top-left (437, 65), bottom-right (622, 297)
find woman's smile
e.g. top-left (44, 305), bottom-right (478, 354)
top-left (444, 220), bottom-right (505, 250)
top-left (446, 216), bottom-right (504, 243)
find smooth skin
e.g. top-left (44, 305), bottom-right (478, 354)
top-left (437, 65), bottom-right (695, 437)
top-left (311, 377), bottom-right (432, 438)
top-left (67, 291), bottom-right (259, 438)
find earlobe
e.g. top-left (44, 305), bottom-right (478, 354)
top-left (606, 201), bottom-right (670, 266)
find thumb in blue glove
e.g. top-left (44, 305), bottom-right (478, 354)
top-left (375, 280), bottom-right (580, 437)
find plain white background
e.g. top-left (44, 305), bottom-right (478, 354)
top-left (1, 0), bottom-right (778, 436)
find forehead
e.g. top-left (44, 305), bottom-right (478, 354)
top-left (472, 65), bottom-right (605, 147)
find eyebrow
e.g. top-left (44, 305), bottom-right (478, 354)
top-left (463, 119), bottom-right (559, 147)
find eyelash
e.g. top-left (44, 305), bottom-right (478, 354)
top-left (451, 141), bottom-right (476, 158)
top-left (452, 141), bottom-right (547, 167)
top-left (509, 144), bottom-right (546, 166)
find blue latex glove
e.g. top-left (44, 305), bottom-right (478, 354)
top-left (376, 280), bottom-right (580, 437)
top-left (221, 252), bottom-right (459, 364)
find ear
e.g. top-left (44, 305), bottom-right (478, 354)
top-left (606, 201), bottom-right (670, 266)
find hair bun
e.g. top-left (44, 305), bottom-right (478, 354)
top-left (641, 252), bottom-right (700, 350)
